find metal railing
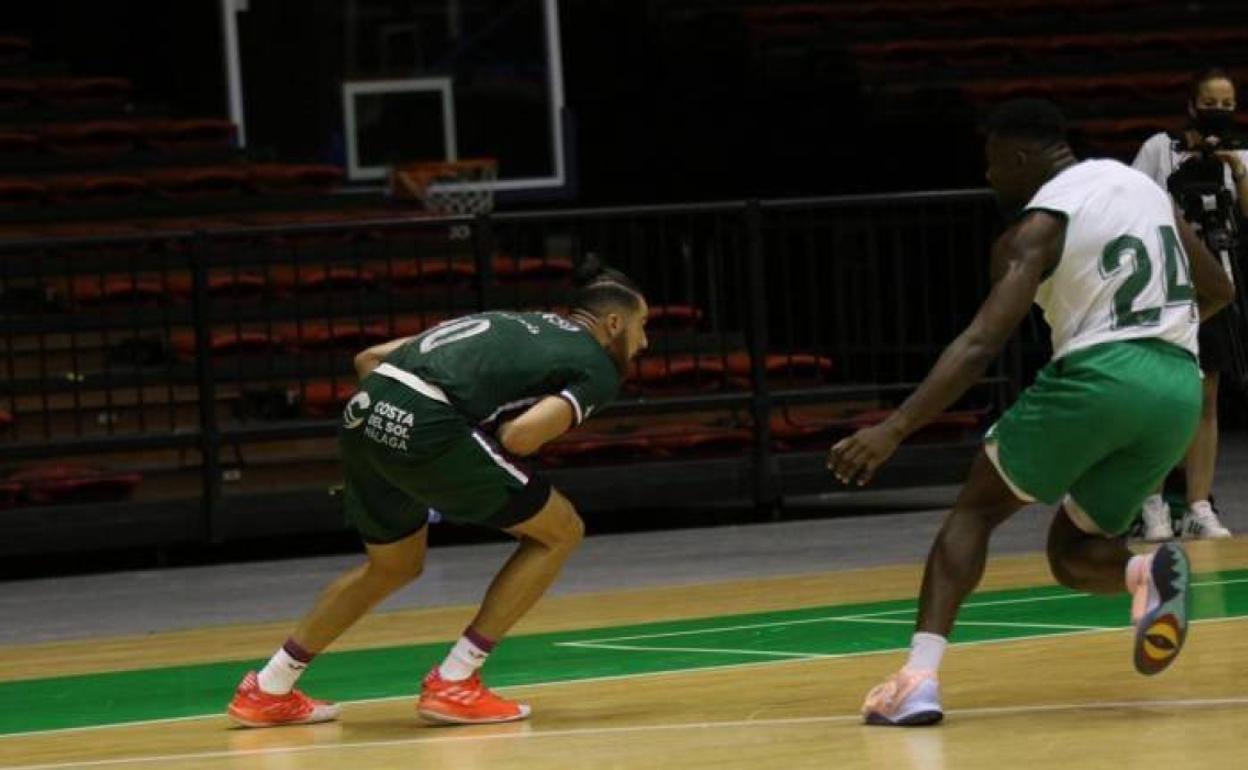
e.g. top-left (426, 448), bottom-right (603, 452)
top-left (0, 188), bottom-right (1014, 548)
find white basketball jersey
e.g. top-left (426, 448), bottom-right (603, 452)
top-left (1023, 159), bottom-right (1199, 361)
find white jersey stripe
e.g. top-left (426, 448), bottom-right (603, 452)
top-left (559, 389), bottom-right (584, 425)
top-left (373, 363), bottom-right (451, 405)
top-left (471, 432), bottom-right (529, 485)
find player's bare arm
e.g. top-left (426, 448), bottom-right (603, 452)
top-left (497, 397), bottom-right (576, 457)
top-left (1172, 203), bottom-right (1235, 320)
top-left (827, 210), bottom-right (1063, 486)
top-left (353, 337), bottom-right (418, 380)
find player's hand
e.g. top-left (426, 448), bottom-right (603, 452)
top-left (1214, 151), bottom-right (1246, 180)
top-left (827, 424), bottom-right (903, 486)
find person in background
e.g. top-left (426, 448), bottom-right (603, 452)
top-left (1131, 66), bottom-right (1243, 540)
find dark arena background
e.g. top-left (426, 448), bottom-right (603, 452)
top-left (0, 3), bottom-right (1246, 769)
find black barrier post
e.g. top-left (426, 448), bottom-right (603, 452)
top-left (473, 212), bottom-right (497, 312)
top-left (190, 234), bottom-right (223, 542)
top-left (744, 200), bottom-right (780, 515)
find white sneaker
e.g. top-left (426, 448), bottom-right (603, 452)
top-left (1180, 501), bottom-right (1232, 539)
top-left (1141, 495), bottom-right (1174, 542)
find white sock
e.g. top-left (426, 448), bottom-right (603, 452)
top-left (438, 636), bottom-right (491, 682)
top-left (257, 647), bottom-right (309, 695)
top-left (906, 632), bottom-right (948, 672)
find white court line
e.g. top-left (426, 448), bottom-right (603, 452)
top-left (2, 581), bottom-right (1245, 742)
top-left (557, 575), bottom-right (1248, 647)
top-left (6, 696), bottom-right (1248, 770)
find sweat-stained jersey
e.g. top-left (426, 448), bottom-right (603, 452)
top-left (1022, 159), bottom-right (1200, 361)
top-left (380, 311), bottom-right (621, 427)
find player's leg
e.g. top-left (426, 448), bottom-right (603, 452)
top-left (1048, 341), bottom-right (1201, 675)
top-left (862, 449), bottom-right (1028, 727)
top-left (289, 526), bottom-right (429, 654)
top-left (915, 449), bottom-right (1029, 636)
top-left (409, 430), bottom-right (578, 724)
top-left (467, 489), bottom-right (583, 640)
top-left (227, 411), bottom-right (432, 728)
top-left (1181, 371), bottom-right (1231, 538)
top-left (863, 350), bottom-right (1125, 726)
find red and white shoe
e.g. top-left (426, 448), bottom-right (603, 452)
top-left (226, 671), bottom-right (341, 728)
top-left (417, 669), bottom-right (531, 725)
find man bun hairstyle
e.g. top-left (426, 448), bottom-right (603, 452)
top-left (571, 252), bottom-right (644, 318)
top-left (985, 98), bottom-right (1068, 148)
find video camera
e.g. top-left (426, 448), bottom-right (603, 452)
top-left (1167, 131), bottom-right (1248, 388)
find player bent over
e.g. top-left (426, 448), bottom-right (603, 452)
top-left (227, 261), bottom-right (649, 726)
top-left (828, 100), bottom-right (1234, 726)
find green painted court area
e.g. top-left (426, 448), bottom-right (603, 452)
top-left (2, 570), bottom-right (1245, 736)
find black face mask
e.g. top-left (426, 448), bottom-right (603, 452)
top-left (1193, 108), bottom-right (1236, 138)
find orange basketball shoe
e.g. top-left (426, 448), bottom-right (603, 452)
top-left (417, 669), bottom-right (531, 725)
top-left (226, 671), bottom-right (341, 728)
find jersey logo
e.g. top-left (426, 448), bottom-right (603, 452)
top-left (342, 391), bottom-right (372, 429)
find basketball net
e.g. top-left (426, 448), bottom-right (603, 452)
top-left (390, 158), bottom-right (497, 240)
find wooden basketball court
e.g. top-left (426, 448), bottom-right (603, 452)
top-left (1, 539), bottom-right (1245, 770)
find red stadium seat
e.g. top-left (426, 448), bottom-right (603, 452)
top-left (144, 119), bottom-right (237, 152)
top-left (0, 178), bottom-right (46, 206)
top-left (247, 164), bottom-right (343, 193)
top-left (71, 275), bottom-right (174, 306)
top-left (41, 121), bottom-right (142, 156)
top-left (0, 480), bottom-right (24, 509)
top-left (389, 260), bottom-right (477, 286)
top-left (645, 423), bottom-right (754, 456)
top-left (0, 79), bottom-right (38, 108)
top-left (724, 352), bottom-right (834, 380)
top-left (272, 265), bottom-right (377, 292)
top-left (0, 36), bottom-right (32, 65)
top-left (297, 380), bottom-right (359, 418)
top-left (0, 409), bottom-right (12, 430)
top-left (633, 354), bottom-right (730, 385)
top-left (643, 304), bottom-right (704, 332)
top-left (171, 329), bottom-right (288, 359)
top-left (0, 132), bottom-right (40, 156)
top-left (147, 166), bottom-right (250, 199)
top-left (848, 408), bottom-right (989, 441)
top-left (391, 313), bottom-right (451, 337)
top-left (279, 320), bottom-right (390, 351)
top-left (7, 464), bottom-right (143, 505)
top-left (49, 174), bottom-right (149, 204)
top-left (40, 77), bottom-right (133, 106)
top-left (542, 432), bottom-right (654, 465)
top-left (492, 256), bottom-right (575, 282)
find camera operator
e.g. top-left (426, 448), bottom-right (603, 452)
top-left (1130, 67), bottom-right (1243, 540)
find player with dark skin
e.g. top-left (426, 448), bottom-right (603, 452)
top-left (827, 120), bottom-right (1233, 724)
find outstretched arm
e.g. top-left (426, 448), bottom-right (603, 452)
top-left (827, 210), bottom-right (1064, 486)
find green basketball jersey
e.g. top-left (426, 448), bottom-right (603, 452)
top-left (383, 311), bottom-right (621, 426)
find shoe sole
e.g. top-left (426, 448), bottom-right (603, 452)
top-left (864, 710), bottom-right (944, 727)
top-left (417, 705), bottom-right (532, 725)
top-left (226, 708), bottom-right (340, 729)
top-left (1133, 543), bottom-right (1190, 676)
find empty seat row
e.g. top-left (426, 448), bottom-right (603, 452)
top-left (0, 464), bottom-right (143, 509)
top-left (852, 27), bottom-right (1248, 64)
top-left (0, 163), bottom-right (342, 206)
top-left (0, 119), bottom-right (237, 158)
top-left (0, 76), bottom-right (132, 108)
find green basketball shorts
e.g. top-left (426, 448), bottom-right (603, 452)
top-left (984, 339), bottom-right (1201, 536)
top-left (338, 364), bottom-right (552, 544)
